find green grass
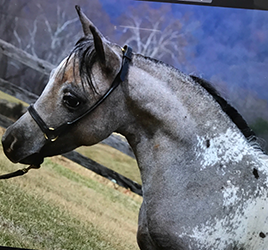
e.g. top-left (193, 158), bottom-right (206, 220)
top-left (0, 182), bottom-right (113, 250)
top-left (0, 128), bottom-right (142, 250)
top-left (0, 91), bottom-right (28, 106)
top-left (76, 144), bottom-right (141, 184)
top-left (46, 158), bottom-right (141, 213)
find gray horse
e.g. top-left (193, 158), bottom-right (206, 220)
top-left (2, 6), bottom-right (268, 250)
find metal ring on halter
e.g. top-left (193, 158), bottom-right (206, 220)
top-left (44, 127), bottom-right (58, 142)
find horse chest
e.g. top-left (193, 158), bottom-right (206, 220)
top-left (142, 187), bottom-right (268, 249)
top-left (140, 148), bottom-right (268, 249)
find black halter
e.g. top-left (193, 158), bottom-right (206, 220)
top-left (28, 45), bottom-right (132, 142)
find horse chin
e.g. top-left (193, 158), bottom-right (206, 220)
top-left (19, 153), bottom-right (44, 167)
top-left (17, 144), bottom-right (73, 167)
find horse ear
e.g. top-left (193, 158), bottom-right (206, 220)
top-left (75, 5), bottom-right (92, 36)
top-left (75, 5), bottom-right (106, 64)
top-left (89, 25), bottom-right (106, 65)
top-left (75, 5), bottom-right (119, 68)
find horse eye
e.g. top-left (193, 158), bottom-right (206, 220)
top-left (63, 93), bottom-right (81, 109)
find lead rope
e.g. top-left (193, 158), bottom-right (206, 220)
top-left (0, 165), bottom-right (40, 180)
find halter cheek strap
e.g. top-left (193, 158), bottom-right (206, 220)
top-left (28, 104), bottom-right (61, 142)
top-left (28, 45), bottom-right (132, 142)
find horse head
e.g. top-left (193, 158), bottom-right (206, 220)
top-left (2, 6), bottom-right (129, 167)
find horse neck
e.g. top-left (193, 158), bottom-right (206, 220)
top-left (119, 55), bottom-right (258, 188)
top-left (122, 55), bottom-right (242, 144)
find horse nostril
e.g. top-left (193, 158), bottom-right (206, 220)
top-left (5, 147), bottom-right (12, 154)
top-left (2, 132), bottom-right (18, 154)
top-left (1, 131), bottom-right (22, 163)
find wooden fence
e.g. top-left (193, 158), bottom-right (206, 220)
top-left (0, 38), bottom-right (142, 196)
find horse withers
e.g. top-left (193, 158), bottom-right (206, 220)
top-left (2, 6), bottom-right (268, 250)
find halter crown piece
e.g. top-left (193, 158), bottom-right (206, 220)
top-left (0, 45), bottom-right (132, 179)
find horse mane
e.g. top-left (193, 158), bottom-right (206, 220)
top-left (189, 75), bottom-right (263, 150)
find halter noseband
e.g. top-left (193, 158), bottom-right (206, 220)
top-left (28, 45), bottom-right (132, 142)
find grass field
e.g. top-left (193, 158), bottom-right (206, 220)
top-left (76, 144), bottom-right (141, 185)
top-left (0, 127), bottom-right (142, 250)
top-left (0, 91), bottom-right (28, 106)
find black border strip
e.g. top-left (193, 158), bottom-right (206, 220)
top-left (0, 246), bottom-right (35, 250)
top-left (137, 0), bottom-right (268, 10)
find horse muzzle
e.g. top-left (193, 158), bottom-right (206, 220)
top-left (2, 125), bottom-right (44, 166)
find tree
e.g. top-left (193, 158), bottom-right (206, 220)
top-left (0, 1), bottom-right (26, 81)
top-left (115, 3), bottom-right (189, 67)
top-left (0, 0), bottom-right (110, 94)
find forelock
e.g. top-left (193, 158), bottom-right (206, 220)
top-left (63, 37), bottom-right (98, 94)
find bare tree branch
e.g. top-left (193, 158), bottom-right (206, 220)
top-left (117, 4), bottom-right (187, 66)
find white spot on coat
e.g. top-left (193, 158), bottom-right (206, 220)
top-left (196, 128), bottom-right (252, 170)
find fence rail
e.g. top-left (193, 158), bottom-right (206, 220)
top-left (0, 39), bottom-right (54, 75)
top-left (0, 39), bottom-right (141, 196)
